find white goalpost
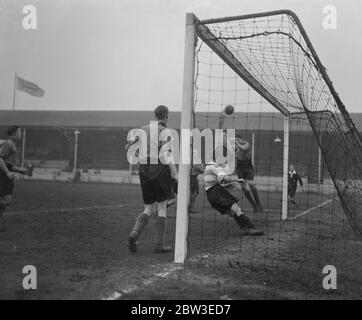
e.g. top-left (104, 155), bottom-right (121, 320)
top-left (282, 115), bottom-right (290, 221)
top-left (174, 13), bottom-right (196, 264)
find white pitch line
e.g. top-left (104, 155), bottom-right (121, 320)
top-left (102, 264), bottom-right (182, 300)
top-left (289, 199), bottom-right (334, 220)
top-left (5, 204), bottom-right (126, 216)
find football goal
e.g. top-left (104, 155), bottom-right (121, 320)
top-left (174, 10), bottom-right (362, 277)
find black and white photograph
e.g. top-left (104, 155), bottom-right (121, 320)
top-left (0, 0), bottom-right (361, 305)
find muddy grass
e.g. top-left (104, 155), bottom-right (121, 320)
top-left (0, 180), bottom-right (361, 300)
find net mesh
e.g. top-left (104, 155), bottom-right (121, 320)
top-left (183, 11), bottom-right (362, 292)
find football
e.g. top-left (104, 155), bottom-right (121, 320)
top-left (224, 105), bottom-right (234, 115)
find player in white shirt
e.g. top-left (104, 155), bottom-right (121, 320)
top-left (204, 147), bottom-right (264, 236)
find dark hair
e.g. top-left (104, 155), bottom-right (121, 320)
top-left (6, 125), bottom-right (20, 137)
top-left (154, 105), bottom-right (169, 120)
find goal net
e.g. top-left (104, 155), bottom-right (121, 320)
top-left (174, 11), bottom-right (362, 287)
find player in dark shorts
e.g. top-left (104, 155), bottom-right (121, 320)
top-left (204, 149), bottom-right (263, 236)
top-left (126, 105), bottom-right (178, 254)
top-left (234, 136), bottom-right (264, 213)
top-left (0, 126), bottom-right (28, 231)
top-left (288, 165), bottom-right (304, 207)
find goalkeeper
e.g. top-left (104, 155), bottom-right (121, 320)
top-left (204, 147), bottom-right (263, 236)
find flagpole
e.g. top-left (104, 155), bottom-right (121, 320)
top-left (12, 73), bottom-right (17, 111)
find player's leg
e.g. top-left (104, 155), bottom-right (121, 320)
top-left (128, 204), bottom-right (153, 253)
top-left (241, 181), bottom-right (258, 213)
top-left (249, 182), bottom-right (264, 213)
top-left (166, 180), bottom-right (177, 208)
top-left (188, 192), bottom-right (198, 214)
top-left (166, 198), bottom-right (176, 208)
top-left (207, 184), bottom-right (263, 236)
top-left (290, 197), bottom-right (298, 207)
top-left (289, 185), bottom-right (298, 207)
top-left (229, 203), bottom-right (264, 236)
top-left (288, 184), bottom-right (293, 201)
top-left (153, 165), bottom-right (172, 253)
top-left (188, 175), bottom-right (199, 214)
top-left (237, 161), bottom-right (258, 212)
top-left (128, 168), bottom-right (155, 253)
top-left (154, 200), bottom-right (172, 253)
top-left (0, 173), bottom-right (14, 231)
top-left (244, 164), bottom-right (263, 213)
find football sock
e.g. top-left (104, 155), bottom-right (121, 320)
top-left (130, 212), bottom-right (149, 240)
top-left (156, 201), bottom-right (167, 218)
top-left (231, 203), bottom-right (243, 216)
top-left (243, 189), bottom-right (258, 211)
top-left (250, 186), bottom-right (263, 212)
top-left (154, 216), bottom-right (168, 250)
top-left (188, 193), bottom-right (197, 211)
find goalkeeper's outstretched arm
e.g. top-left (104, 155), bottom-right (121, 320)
top-left (221, 175), bottom-right (244, 184)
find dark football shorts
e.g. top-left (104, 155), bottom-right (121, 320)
top-left (0, 169), bottom-right (14, 197)
top-left (206, 184), bottom-right (238, 215)
top-left (236, 159), bottom-right (254, 180)
top-left (139, 163), bottom-right (171, 204)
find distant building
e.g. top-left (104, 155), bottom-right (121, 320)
top-left (1, 110), bottom-right (361, 179)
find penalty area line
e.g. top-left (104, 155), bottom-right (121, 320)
top-left (102, 263), bottom-right (182, 300)
top-left (289, 199), bottom-right (334, 220)
top-left (5, 204), bottom-right (126, 216)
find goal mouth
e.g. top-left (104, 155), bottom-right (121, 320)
top-left (175, 10), bottom-right (362, 269)
top-left (193, 10), bottom-right (362, 238)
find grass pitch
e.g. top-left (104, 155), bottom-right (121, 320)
top-left (0, 180), bottom-right (361, 299)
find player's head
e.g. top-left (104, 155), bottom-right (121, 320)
top-left (289, 165), bottom-right (295, 171)
top-left (6, 126), bottom-right (21, 140)
top-left (154, 105), bottom-right (169, 124)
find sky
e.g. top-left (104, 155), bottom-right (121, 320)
top-left (0, 0), bottom-right (361, 112)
